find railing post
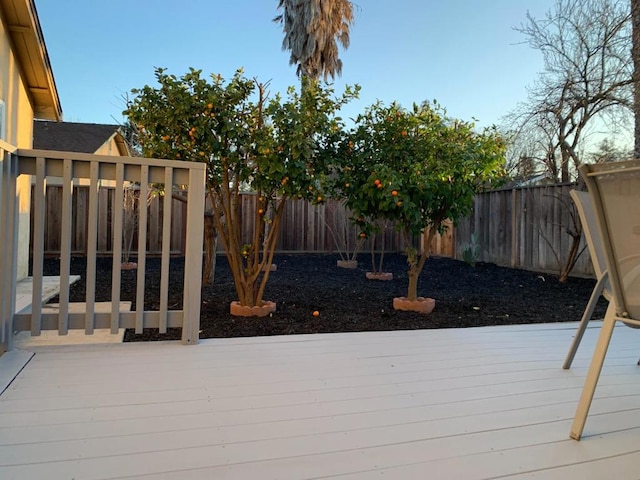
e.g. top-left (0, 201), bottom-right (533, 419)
top-left (0, 145), bottom-right (18, 352)
top-left (181, 165), bottom-right (205, 345)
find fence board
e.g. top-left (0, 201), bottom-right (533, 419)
top-left (97, 188), bottom-right (109, 252)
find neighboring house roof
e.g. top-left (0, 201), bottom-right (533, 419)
top-left (33, 120), bottom-right (130, 155)
top-left (0, 0), bottom-right (62, 120)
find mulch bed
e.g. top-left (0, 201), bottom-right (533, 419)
top-left (42, 253), bottom-right (607, 342)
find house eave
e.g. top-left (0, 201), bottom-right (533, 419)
top-left (0, 0), bottom-right (62, 120)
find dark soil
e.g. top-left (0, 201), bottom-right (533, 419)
top-left (42, 253), bottom-right (607, 342)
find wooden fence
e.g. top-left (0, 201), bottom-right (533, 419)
top-left (32, 183), bottom-right (595, 277)
top-left (32, 187), bottom-right (455, 257)
top-left (31, 187), bottom-right (188, 256)
top-left (455, 183), bottom-right (596, 277)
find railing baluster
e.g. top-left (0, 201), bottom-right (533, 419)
top-left (57, 158), bottom-right (73, 335)
top-left (135, 166), bottom-right (149, 334)
top-left (110, 163), bottom-right (124, 334)
top-left (30, 157), bottom-right (47, 336)
top-left (85, 161), bottom-right (99, 334)
top-left (159, 167), bottom-right (173, 334)
top-left (182, 166), bottom-right (205, 345)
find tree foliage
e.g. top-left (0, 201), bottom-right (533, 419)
top-left (125, 68), bottom-right (358, 307)
top-left (328, 101), bottom-right (506, 301)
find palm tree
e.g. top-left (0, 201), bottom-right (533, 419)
top-left (274, 0), bottom-right (354, 81)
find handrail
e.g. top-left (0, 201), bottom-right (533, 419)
top-left (17, 149), bottom-right (205, 185)
top-left (0, 140), bottom-right (16, 152)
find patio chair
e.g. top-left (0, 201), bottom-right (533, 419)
top-left (570, 159), bottom-right (640, 440)
top-left (562, 190), bottom-right (611, 369)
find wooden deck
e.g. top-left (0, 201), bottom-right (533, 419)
top-left (1, 321), bottom-right (639, 479)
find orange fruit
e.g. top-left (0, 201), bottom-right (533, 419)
top-left (207, 103), bottom-right (213, 109)
top-left (401, 130), bottom-right (408, 137)
top-left (359, 232), bottom-right (367, 238)
top-left (162, 135), bottom-right (170, 141)
top-left (391, 190), bottom-right (398, 196)
top-left (396, 201), bottom-right (403, 207)
top-left (377, 183), bottom-right (383, 189)
top-left (258, 209), bottom-right (264, 215)
top-left (312, 310), bottom-right (320, 317)
top-left (317, 195), bottom-right (323, 202)
top-left (374, 179), bottom-right (381, 186)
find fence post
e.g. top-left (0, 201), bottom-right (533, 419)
top-left (181, 165), bottom-right (205, 345)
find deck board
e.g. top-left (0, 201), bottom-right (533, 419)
top-left (0, 322), bottom-right (639, 479)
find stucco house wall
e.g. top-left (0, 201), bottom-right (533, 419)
top-left (1, 13), bottom-right (35, 280)
top-left (0, 0), bottom-right (61, 280)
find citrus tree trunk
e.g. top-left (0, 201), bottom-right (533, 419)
top-left (407, 264), bottom-right (420, 300)
top-left (403, 225), bottom-right (439, 301)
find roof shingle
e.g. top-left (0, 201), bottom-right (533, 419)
top-left (33, 120), bottom-right (121, 153)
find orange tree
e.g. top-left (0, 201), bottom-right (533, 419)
top-left (125, 68), bottom-right (357, 308)
top-left (334, 101), bottom-right (506, 302)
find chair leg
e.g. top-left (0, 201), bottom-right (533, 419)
top-left (563, 277), bottom-right (606, 369)
top-left (570, 307), bottom-right (616, 440)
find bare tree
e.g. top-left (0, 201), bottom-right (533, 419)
top-left (633, 0), bottom-right (640, 157)
top-left (506, 0), bottom-right (632, 182)
top-left (503, 0), bottom-right (632, 282)
top-left (274, 0), bottom-right (354, 81)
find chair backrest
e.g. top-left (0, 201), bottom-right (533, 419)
top-left (580, 160), bottom-right (640, 321)
top-left (570, 190), bottom-right (607, 281)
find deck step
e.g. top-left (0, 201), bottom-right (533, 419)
top-left (14, 275), bottom-right (81, 314)
top-left (13, 302), bottom-right (131, 347)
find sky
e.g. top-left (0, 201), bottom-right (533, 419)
top-left (35, 0), bottom-right (557, 130)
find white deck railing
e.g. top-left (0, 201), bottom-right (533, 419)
top-left (2, 148), bottom-right (205, 349)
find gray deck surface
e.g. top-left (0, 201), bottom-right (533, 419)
top-left (1, 321), bottom-right (639, 479)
